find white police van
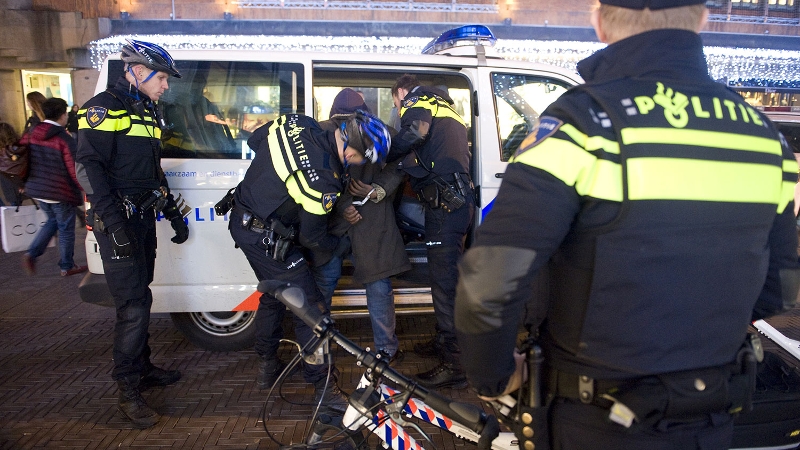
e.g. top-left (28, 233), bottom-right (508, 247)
top-left (78, 26), bottom-right (582, 351)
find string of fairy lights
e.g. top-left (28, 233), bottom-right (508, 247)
top-left (88, 34), bottom-right (800, 87)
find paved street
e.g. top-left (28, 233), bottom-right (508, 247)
top-left (0, 227), bottom-right (482, 449)
top-left (1, 226), bottom-right (799, 449)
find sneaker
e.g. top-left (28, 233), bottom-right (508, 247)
top-left (415, 362), bottom-right (468, 390)
top-left (21, 253), bottom-right (35, 276)
top-left (61, 265), bottom-right (88, 277)
top-left (378, 349), bottom-right (405, 366)
top-left (140, 365), bottom-right (181, 391)
top-left (413, 336), bottom-right (443, 359)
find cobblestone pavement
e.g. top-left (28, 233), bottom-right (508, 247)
top-left (1, 227), bottom-right (799, 449)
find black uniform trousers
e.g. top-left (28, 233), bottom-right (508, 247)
top-left (550, 397), bottom-right (734, 450)
top-left (424, 192), bottom-right (474, 363)
top-left (94, 210), bottom-right (158, 381)
top-left (229, 209), bottom-right (331, 384)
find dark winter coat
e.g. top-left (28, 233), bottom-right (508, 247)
top-left (333, 160), bottom-right (411, 285)
top-left (20, 122), bottom-right (82, 206)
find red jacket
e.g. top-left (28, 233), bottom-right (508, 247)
top-left (20, 122), bottom-right (82, 206)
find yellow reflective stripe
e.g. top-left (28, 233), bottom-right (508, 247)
top-left (621, 128), bottom-right (782, 155)
top-left (780, 158), bottom-right (800, 213)
top-left (286, 174), bottom-right (326, 215)
top-left (779, 180), bottom-right (794, 214)
top-left (405, 97), bottom-right (467, 127)
top-left (628, 158), bottom-right (782, 203)
top-left (127, 123), bottom-right (160, 138)
top-left (513, 138), bottom-right (623, 201)
top-left (560, 124), bottom-right (620, 154)
top-left (783, 158), bottom-right (799, 174)
top-left (267, 118), bottom-right (296, 181)
top-left (78, 114), bottom-right (131, 132)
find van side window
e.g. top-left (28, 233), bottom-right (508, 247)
top-left (312, 71), bottom-right (472, 143)
top-left (105, 60), bottom-right (305, 159)
top-left (493, 73), bottom-right (570, 161)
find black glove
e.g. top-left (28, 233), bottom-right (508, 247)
top-left (109, 225), bottom-right (134, 258)
top-left (170, 217), bottom-right (189, 244)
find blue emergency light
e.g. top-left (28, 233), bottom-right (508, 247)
top-left (421, 25), bottom-right (497, 55)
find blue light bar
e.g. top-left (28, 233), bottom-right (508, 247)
top-left (422, 25), bottom-right (497, 55)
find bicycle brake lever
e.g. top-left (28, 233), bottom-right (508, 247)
top-left (385, 389), bottom-right (412, 422)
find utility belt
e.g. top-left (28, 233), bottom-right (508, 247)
top-left (239, 208), bottom-right (297, 262)
top-left (417, 173), bottom-right (472, 213)
top-left (87, 188), bottom-right (166, 232)
top-left (121, 188), bottom-right (169, 219)
top-left (546, 337), bottom-right (760, 428)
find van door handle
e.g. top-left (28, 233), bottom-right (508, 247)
top-left (495, 173), bottom-right (503, 178)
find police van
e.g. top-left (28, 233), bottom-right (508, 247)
top-left (78, 25), bottom-right (583, 351)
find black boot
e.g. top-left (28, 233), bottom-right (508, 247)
top-left (117, 375), bottom-right (160, 429)
top-left (413, 334), bottom-right (444, 359)
top-left (415, 362), bottom-right (468, 390)
top-left (258, 358), bottom-right (288, 390)
top-left (312, 373), bottom-right (349, 413)
top-left (140, 363), bottom-right (181, 391)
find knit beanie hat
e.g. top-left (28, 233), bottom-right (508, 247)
top-left (329, 88), bottom-right (371, 120)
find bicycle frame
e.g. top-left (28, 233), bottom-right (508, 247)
top-left (258, 279), bottom-right (504, 450)
top-left (337, 373), bottom-right (518, 450)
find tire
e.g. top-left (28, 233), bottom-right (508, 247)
top-left (170, 311), bottom-right (256, 352)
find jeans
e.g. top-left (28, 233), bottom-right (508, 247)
top-left (27, 201), bottom-right (77, 271)
top-left (313, 253), bottom-right (342, 309)
top-left (312, 254), bottom-right (399, 356)
top-left (364, 277), bottom-right (399, 356)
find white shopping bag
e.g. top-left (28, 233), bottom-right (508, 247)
top-left (0, 204), bottom-right (54, 253)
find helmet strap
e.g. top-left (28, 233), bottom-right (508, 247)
top-left (127, 66), bottom-right (141, 101)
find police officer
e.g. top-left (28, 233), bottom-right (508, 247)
top-left (229, 111), bottom-right (390, 411)
top-left (390, 74), bottom-right (475, 389)
top-left (455, 1), bottom-right (800, 449)
top-left (76, 40), bottom-right (189, 429)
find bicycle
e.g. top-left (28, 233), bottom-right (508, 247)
top-left (257, 280), bottom-right (534, 450)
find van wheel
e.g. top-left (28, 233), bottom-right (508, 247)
top-left (170, 311), bottom-right (256, 352)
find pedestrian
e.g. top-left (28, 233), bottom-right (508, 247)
top-left (454, 1), bottom-right (800, 449)
top-left (24, 91), bottom-right (46, 133)
top-left (314, 88), bottom-right (411, 364)
top-left (390, 74), bottom-right (475, 389)
top-left (19, 97), bottom-right (87, 277)
top-left (66, 104), bottom-right (79, 139)
top-left (228, 110), bottom-right (390, 412)
top-left (75, 39), bottom-right (189, 429)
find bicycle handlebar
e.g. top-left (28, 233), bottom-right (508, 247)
top-left (257, 280), bottom-right (499, 440)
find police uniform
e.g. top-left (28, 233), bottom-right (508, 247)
top-left (230, 114), bottom-right (345, 384)
top-left (455, 26), bottom-right (800, 450)
top-left (76, 76), bottom-right (177, 382)
top-left (392, 85), bottom-right (475, 385)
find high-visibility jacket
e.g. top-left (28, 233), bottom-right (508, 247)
top-left (455, 29), bottom-right (800, 397)
top-left (234, 114), bottom-right (343, 259)
top-left (392, 86), bottom-right (470, 191)
top-left (75, 76), bottom-right (169, 232)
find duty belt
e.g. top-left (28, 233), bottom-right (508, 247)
top-left (547, 368), bottom-right (624, 406)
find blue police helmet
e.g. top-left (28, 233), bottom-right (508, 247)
top-left (340, 110), bottom-right (391, 165)
top-left (121, 39), bottom-right (182, 78)
top-left (600, 0), bottom-right (706, 9)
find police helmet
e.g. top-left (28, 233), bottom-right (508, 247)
top-left (340, 110), bottom-right (391, 165)
top-left (121, 39), bottom-right (182, 78)
top-left (600, 0), bottom-right (706, 9)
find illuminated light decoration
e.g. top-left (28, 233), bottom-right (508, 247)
top-left (88, 34), bottom-right (800, 85)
